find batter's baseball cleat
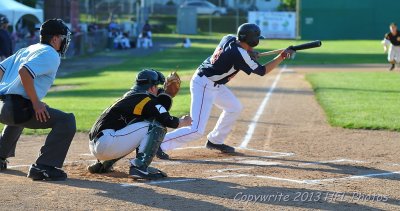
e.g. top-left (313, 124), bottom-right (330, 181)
top-left (27, 164), bottom-right (67, 181)
top-left (0, 158), bottom-right (8, 171)
top-left (128, 165), bottom-right (167, 180)
top-left (389, 64), bottom-right (395, 71)
top-left (206, 140), bottom-right (235, 153)
top-left (156, 146), bottom-right (170, 160)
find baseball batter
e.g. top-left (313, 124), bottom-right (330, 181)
top-left (156, 23), bottom-right (295, 159)
top-left (382, 23), bottom-right (400, 70)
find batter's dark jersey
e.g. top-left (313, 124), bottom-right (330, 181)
top-left (89, 91), bottom-right (179, 140)
top-left (197, 35), bottom-right (264, 85)
top-left (385, 31), bottom-right (400, 46)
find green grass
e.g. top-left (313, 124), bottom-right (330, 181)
top-left (306, 72), bottom-right (400, 131)
top-left (10, 35), bottom-right (396, 134)
top-left (155, 34), bottom-right (387, 64)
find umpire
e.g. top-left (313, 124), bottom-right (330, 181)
top-left (0, 19), bottom-right (76, 181)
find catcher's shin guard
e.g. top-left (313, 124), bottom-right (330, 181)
top-left (132, 120), bottom-right (167, 168)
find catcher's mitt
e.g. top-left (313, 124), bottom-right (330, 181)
top-left (163, 71), bottom-right (181, 98)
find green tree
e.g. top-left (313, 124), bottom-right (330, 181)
top-left (278, 0), bottom-right (296, 11)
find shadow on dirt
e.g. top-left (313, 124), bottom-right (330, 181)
top-left (52, 176), bottom-right (399, 210)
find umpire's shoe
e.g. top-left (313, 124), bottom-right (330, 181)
top-left (0, 158), bottom-right (8, 171)
top-left (27, 164), bottom-right (67, 181)
top-left (156, 146), bottom-right (170, 160)
top-left (129, 165), bottom-right (167, 180)
top-left (206, 140), bottom-right (235, 153)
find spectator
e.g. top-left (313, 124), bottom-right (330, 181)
top-left (142, 20), bottom-right (153, 48)
top-left (108, 20), bottom-right (118, 31)
top-left (182, 36), bottom-right (191, 48)
top-left (120, 32), bottom-right (131, 49)
top-left (0, 16), bottom-right (12, 61)
top-left (26, 30), bottom-right (39, 46)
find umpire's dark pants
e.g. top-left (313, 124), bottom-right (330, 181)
top-left (0, 96), bottom-right (76, 168)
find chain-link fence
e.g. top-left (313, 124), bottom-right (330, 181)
top-left (65, 29), bottom-right (108, 58)
top-left (14, 29), bottom-right (108, 58)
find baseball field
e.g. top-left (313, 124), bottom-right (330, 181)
top-left (1, 35), bottom-right (399, 210)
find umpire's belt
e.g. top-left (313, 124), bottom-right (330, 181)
top-left (92, 131), bottom-right (104, 144)
top-left (0, 94), bottom-right (20, 101)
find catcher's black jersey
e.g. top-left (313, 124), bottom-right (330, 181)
top-left (197, 35), bottom-right (264, 85)
top-left (89, 91), bottom-right (179, 140)
top-left (385, 31), bottom-right (400, 46)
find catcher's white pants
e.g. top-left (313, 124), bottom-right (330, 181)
top-left (161, 72), bottom-right (242, 151)
top-left (388, 45), bottom-right (400, 63)
top-left (89, 121), bottom-right (150, 160)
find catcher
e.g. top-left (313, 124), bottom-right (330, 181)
top-left (87, 69), bottom-right (191, 179)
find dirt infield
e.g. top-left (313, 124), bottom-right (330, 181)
top-left (1, 64), bottom-right (399, 210)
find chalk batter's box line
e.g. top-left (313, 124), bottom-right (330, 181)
top-left (121, 170), bottom-right (400, 187)
top-left (121, 158), bottom-right (400, 187)
top-left (173, 146), bottom-right (295, 157)
top-left (298, 159), bottom-right (366, 166)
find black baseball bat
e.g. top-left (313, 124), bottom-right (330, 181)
top-left (291, 40), bottom-right (322, 51)
top-left (259, 40), bottom-right (322, 57)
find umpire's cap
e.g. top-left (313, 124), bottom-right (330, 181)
top-left (237, 23), bottom-right (264, 47)
top-left (134, 69), bottom-right (165, 91)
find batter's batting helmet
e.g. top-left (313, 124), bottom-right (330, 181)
top-left (237, 23), bottom-right (264, 47)
top-left (134, 69), bottom-right (164, 91)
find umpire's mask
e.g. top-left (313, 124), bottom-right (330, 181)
top-left (40, 19), bottom-right (72, 57)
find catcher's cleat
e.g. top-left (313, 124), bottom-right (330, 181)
top-left (27, 164), bottom-right (67, 181)
top-left (128, 165), bottom-right (167, 180)
top-left (0, 158), bottom-right (8, 171)
top-left (389, 64), bottom-right (395, 71)
top-left (147, 166), bottom-right (168, 177)
top-left (87, 161), bottom-right (104, 174)
top-left (87, 160), bottom-right (115, 174)
top-left (206, 140), bottom-right (235, 153)
top-left (156, 146), bottom-right (170, 160)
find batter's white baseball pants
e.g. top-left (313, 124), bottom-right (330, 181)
top-left (89, 121), bottom-right (150, 161)
top-left (161, 72), bottom-right (242, 151)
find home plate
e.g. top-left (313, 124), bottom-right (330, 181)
top-left (238, 160), bottom-right (281, 166)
